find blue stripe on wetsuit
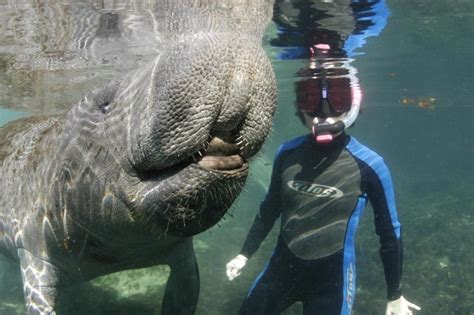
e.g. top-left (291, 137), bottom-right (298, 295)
top-left (341, 195), bottom-right (367, 315)
top-left (246, 251), bottom-right (273, 298)
top-left (346, 137), bottom-right (401, 239)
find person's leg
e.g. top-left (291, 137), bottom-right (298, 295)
top-left (240, 238), bottom-right (298, 315)
top-left (162, 238), bottom-right (200, 315)
top-left (302, 282), bottom-right (344, 315)
top-left (301, 251), bottom-right (346, 315)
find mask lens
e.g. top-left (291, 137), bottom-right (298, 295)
top-left (296, 79), bottom-right (321, 113)
top-left (328, 78), bottom-right (352, 113)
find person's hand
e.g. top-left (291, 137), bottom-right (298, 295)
top-left (386, 296), bottom-right (421, 315)
top-left (226, 254), bottom-right (248, 281)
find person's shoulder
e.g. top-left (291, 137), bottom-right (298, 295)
top-left (277, 134), bottom-right (311, 156)
top-left (346, 136), bottom-right (385, 167)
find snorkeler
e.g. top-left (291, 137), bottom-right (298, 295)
top-left (226, 63), bottom-right (420, 315)
top-left (226, 1), bottom-right (420, 314)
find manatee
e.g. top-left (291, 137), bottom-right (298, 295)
top-left (0, 1), bottom-right (276, 314)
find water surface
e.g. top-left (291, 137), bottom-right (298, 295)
top-left (0, 0), bottom-right (473, 314)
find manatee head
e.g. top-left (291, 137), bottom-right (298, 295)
top-left (62, 33), bottom-right (276, 238)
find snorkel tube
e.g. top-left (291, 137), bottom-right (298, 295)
top-left (312, 83), bottom-right (362, 144)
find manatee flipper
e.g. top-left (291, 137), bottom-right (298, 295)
top-left (18, 249), bottom-right (61, 315)
top-left (162, 238), bottom-right (200, 315)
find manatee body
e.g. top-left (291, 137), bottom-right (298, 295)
top-left (0, 1), bottom-right (276, 313)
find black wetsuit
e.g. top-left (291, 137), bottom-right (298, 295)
top-left (239, 133), bottom-right (402, 315)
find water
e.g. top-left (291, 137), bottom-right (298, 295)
top-left (0, 1), bottom-right (473, 314)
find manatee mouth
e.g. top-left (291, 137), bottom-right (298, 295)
top-left (133, 131), bottom-right (250, 237)
top-left (193, 132), bottom-right (248, 174)
top-left (197, 154), bottom-right (245, 171)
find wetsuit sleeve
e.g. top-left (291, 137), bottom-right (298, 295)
top-left (240, 149), bottom-right (283, 258)
top-left (365, 158), bottom-right (403, 301)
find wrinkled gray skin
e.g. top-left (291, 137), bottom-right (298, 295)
top-left (0, 1), bottom-right (276, 313)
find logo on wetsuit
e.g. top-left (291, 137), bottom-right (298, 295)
top-left (287, 180), bottom-right (343, 198)
top-left (346, 262), bottom-right (355, 310)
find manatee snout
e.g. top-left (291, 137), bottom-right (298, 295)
top-left (104, 35), bottom-right (276, 236)
top-left (111, 35), bottom-right (275, 173)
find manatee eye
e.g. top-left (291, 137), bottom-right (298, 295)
top-left (99, 102), bottom-right (110, 114)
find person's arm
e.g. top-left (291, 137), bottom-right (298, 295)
top-left (365, 157), bottom-right (403, 301)
top-left (226, 147), bottom-right (284, 281)
top-left (240, 150), bottom-right (283, 258)
top-left (365, 157), bottom-right (421, 314)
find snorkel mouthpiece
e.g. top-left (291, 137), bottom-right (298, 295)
top-left (312, 119), bottom-right (345, 144)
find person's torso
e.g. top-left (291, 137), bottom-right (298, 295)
top-left (278, 134), bottom-right (364, 260)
